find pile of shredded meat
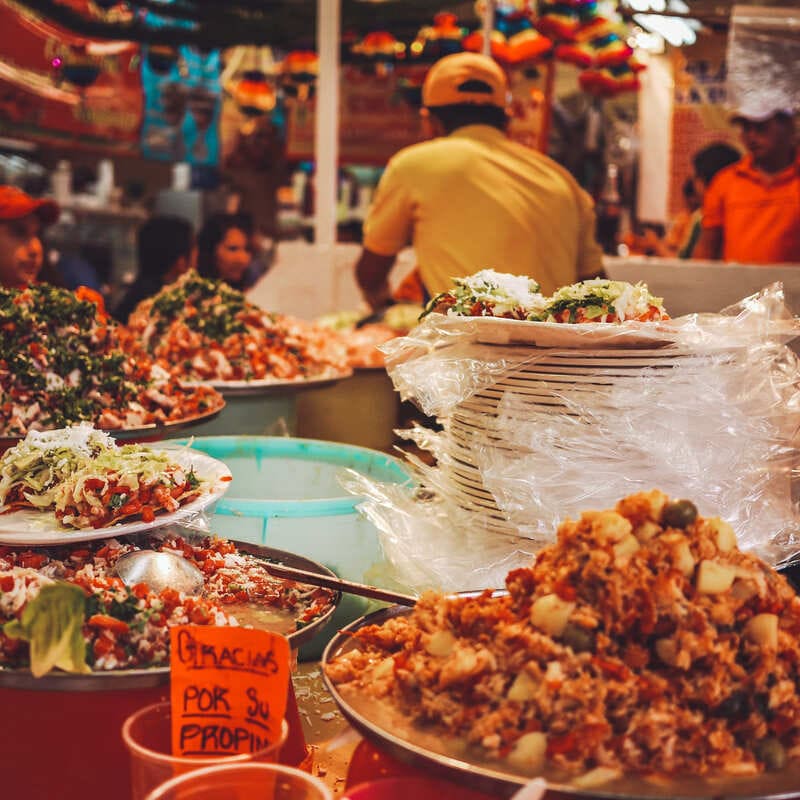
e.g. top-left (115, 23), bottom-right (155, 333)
top-left (326, 491), bottom-right (800, 782)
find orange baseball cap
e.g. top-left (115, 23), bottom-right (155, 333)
top-left (422, 52), bottom-right (509, 109)
top-left (0, 185), bottom-right (60, 225)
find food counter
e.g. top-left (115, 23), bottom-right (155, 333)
top-left (3, 269), bottom-right (800, 800)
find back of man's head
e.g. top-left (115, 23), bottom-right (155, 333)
top-left (692, 143), bottom-right (741, 187)
top-left (422, 52), bottom-right (509, 134)
top-left (136, 215), bottom-right (194, 281)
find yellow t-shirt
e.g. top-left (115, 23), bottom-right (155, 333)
top-left (363, 125), bottom-right (603, 296)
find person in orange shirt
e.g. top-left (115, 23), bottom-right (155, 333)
top-left (696, 102), bottom-right (799, 264)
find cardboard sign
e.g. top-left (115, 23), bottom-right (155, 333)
top-left (169, 626), bottom-right (290, 758)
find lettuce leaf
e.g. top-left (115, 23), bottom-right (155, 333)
top-left (3, 582), bottom-right (90, 677)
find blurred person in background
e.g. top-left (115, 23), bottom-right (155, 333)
top-left (354, 52), bottom-right (603, 311)
top-left (696, 103), bottom-right (799, 263)
top-left (635, 143), bottom-right (740, 259)
top-left (196, 212), bottom-right (258, 291)
top-left (0, 185), bottom-right (58, 288)
top-left (112, 214), bottom-right (195, 322)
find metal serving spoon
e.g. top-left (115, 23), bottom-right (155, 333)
top-left (114, 549), bottom-right (418, 607)
top-left (114, 550), bottom-right (206, 596)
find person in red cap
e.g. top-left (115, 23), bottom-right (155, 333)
top-left (696, 102), bottom-right (799, 264)
top-left (0, 185), bottom-right (59, 288)
top-left (354, 52), bottom-right (603, 311)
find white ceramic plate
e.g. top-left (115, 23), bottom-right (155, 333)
top-left (0, 447), bottom-right (232, 546)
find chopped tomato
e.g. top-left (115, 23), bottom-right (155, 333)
top-left (88, 614), bottom-right (130, 634)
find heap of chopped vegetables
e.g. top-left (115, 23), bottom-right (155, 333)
top-left (0, 284), bottom-right (223, 436)
top-left (122, 272), bottom-right (349, 382)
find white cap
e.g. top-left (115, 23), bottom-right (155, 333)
top-left (730, 96), bottom-right (795, 124)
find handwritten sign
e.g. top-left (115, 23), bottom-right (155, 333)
top-left (169, 626), bottom-right (290, 758)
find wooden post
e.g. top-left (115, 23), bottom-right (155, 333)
top-left (314, 0), bottom-right (340, 249)
top-left (482, 0), bottom-right (496, 57)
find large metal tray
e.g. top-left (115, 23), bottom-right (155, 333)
top-left (0, 402), bottom-right (226, 452)
top-left (322, 605), bottom-right (800, 800)
top-left (0, 540), bottom-right (339, 692)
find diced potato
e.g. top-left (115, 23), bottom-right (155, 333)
top-left (655, 638), bottom-right (678, 666)
top-left (613, 534), bottom-right (640, 559)
top-left (709, 517), bottom-right (737, 553)
top-left (696, 560), bottom-right (736, 594)
top-left (372, 656), bottom-right (395, 679)
top-left (507, 731), bottom-right (547, 771)
top-left (507, 670), bottom-right (538, 702)
top-left (590, 511), bottom-right (632, 543)
top-left (745, 614), bottom-right (778, 649)
top-left (634, 520), bottom-right (661, 542)
top-left (571, 767), bottom-right (622, 789)
top-left (426, 630), bottom-right (456, 658)
top-left (731, 578), bottom-right (759, 602)
top-left (672, 541), bottom-right (696, 577)
top-left (530, 594), bottom-right (575, 637)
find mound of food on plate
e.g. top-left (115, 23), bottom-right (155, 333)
top-left (0, 425), bottom-right (210, 529)
top-left (535, 279), bottom-right (669, 323)
top-left (420, 273), bottom-right (669, 324)
top-left (421, 269), bottom-right (546, 320)
top-left (316, 304), bottom-right (423, 369)
top-left (0, 284), bottom-right (223, 437)
top-left (122, 271), bottom-right (349, 383)
top-left (0, 534), bottom-right (335, 675)
top-left (326, 490), bottom-right (800, 781)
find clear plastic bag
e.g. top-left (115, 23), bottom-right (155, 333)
top-left (727, 6), bottom-right (800, 118)
top-left (352, 284), bottom-right (800, 589)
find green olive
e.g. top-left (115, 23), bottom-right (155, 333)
top-left (662, 499), bottom-right (698, 529)
top-left (561, 622), bottom-right (595, 653)
top-left (755, 737), bottom-right (787, 771)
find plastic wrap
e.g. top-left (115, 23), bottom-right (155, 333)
top-left (382, 283), bottom-right (800, 418)
top-left (355, 284), bottom-right (800, 590)
top-left (727, 5), bottom-right (800, 119)
top-left (340, 463), bottom-right (538, 594)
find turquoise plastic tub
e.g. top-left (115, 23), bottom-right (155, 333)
top-left (172, 436), bottom-right (412, 657)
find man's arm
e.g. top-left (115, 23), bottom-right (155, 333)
top-left (694, 226), bottom-right (723, 260)
top-left (355, 248), bottom-right (397, 311)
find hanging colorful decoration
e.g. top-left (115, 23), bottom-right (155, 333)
top-left (51, 43), bottom-right (101, 89)
top-left (350, 31), bottom-right (406, 76)
top-left (579, 61), bottom-right (643, 96)
top-left (146, 44), bottom-right (181, 75)
top-left (536, 1), bottom-right (598, 42)
top-left (409, 13), bottom-right (466, 62)
top-left (229, 69), bottom-right (275, 116)
top-left (464, 1), bottom-right (552, 65)
top-left (532, 0), bottom-right (643, 96)
top-left (280, 50), bottom-right (318, 102)
top-left (555, 18), bottom-right (632, 68)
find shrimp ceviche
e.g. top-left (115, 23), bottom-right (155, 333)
top-left (0, 284), bottom-right (223, 437)
top-left (0, 534), bottom-right (335, 674)
top-left (326, 491), bottom-right (800, 783)
top-left (422, 273), bottom-right (668, 324)
top-left (0, 425), bottom-right (208, 529)
top-left (123, 271), bottom-right (349, 383)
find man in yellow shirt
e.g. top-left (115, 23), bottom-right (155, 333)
top-left (355, 52), bottom-right (603, 310)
